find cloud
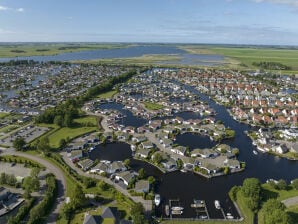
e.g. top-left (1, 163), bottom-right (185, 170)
top-left (0, 5), bottom-right (9, 11)
top-left (16, 8), bottom-right (24, 12)
top-left (253, 0), bottom-right (298, 7)
top-left (0, 5), bottom-right (24, 12)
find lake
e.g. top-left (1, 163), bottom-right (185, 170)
top-left (0, 45), bottom-right (225, 66)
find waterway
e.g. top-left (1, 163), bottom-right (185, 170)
top-left (175, 132), bottom-right (217, 150)
top-left (0, 45), bottom-right (225, 66)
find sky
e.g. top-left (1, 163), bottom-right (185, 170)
top-left (1, 0), bottom-right (298, 45)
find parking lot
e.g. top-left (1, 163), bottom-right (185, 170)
top-left (0, 162), bottom-right (31, 178)
top-left (0, 126), bottom-right (49, 147)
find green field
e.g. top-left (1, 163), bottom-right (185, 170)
top-left (0, 43), bottom-right (132, 58)
top-left (48, 126), bottom-right (97, 148)
top-left (179, 45), bottom-right (298, 72)
top-left (0, 112), bottom-right (9, 119)
top-left (73, 54), bottom-right (181, 66)
top-left (143, 102), bottom-right (164, 110)
top-left (96, 90), bottom-right (118, 99)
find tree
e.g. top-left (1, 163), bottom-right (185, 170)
top-left (176, 159), bottom-right (183, 170)
top-left (70, 185), bottom-right (86, 209)
top-left (229, 186), bottom-right (239, 201)
top-left (262, 199), bottom-right (288, 224)
top-left (63, 113), bottom-right (72, 127)
top-left (291, 178), bottom-right (298, 190)
top-left (131, 202), bottom-right (147, 224)
top-left (241, 178), bottom-right (261, 212)
top-left (13, 137), bottom-right (26, 151)
top-left (53, 115), bottom-right (63, 126)
top-left (138, 168), bottom-right (146, 179)
top-left (36, 137), bottom-right (50, 153)
top-left (241, 178), bottom-right (261, 198)
top-left (97, 180), bottom-right (109, 191)
top-left (124, 159), bottom-right (130, 168)
top-left (153, 153), bottom-right (162, 164)
top-left (30, 167), bottom-right (41, 178)
top-left (276, 179), bottom-right (287, 190)
top-left (59, 139), bottom-right (67, 148)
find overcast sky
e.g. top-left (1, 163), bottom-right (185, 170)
top-left (1, 0), bottom-right (298, 45)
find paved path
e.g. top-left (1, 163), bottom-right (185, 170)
top-left (2, 150), bottom-right (66, 224)
top-left (61, 152), bottom-right (152, 212)
top-left (282, 196), bottom-right (298, 208)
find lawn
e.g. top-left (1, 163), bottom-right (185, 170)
top-left (96, 90), bottom-right (118, 99)
top-left (73, 115), bottom-right (98, 127)
top-left (0, 112), bottom-right (9, 119)
top-left (0, 124), bottom-right (19, 134)
top-left (143, 102), bottom-right (164, 110)
top-left (48, 126), bottom-right (97, 148)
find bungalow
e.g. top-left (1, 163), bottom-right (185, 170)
top-left (101, 207), bottom-right (119, 223)
top-left (141, 141), bottom-right (154, 150)
top-left (224, 159), bottom-right (241, 169)
top-left (134, 180), bottom-right (150, 193)
top-left (273, 144), bottom-right (288, 154)
top-left (181, 157), bottom-right (195, 170)
top-left (109, 161), bottom-right (127, 174)
top-left (117, 133), bottom-right (130, 141)
top-left (160, 138), bottom-right (173, 148)
top-left (90, 162), bottom-right (109, 174)
top-left (199, 162), bottom-right (219, 174)
top-left (163, 127), bottom-right (176, 134)
top-left (290, 143), bottom-right (298, 153)
top-left (191, 148), bottom-right (218, 158)
top-left (115, 171), bottom-right (136, 186)
top-left (171, 146), bottom-right (187, 156)
top-left (68, 150), bottom-right (83, 162)
top-left (161, 158), bottom-right (177, 170)
top-left (136, 148), bottom-right (151, 159)
top-left (216, 144), bottom-right (231, 153)
top-left (132, 135), bottom-right (147, 143)
top-left (78, 159), bottom-right (94, 171)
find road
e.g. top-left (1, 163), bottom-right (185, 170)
top-left (2, 150), bottom-right (66, 224)
top-left (282, 196), bottom-right (298, 208)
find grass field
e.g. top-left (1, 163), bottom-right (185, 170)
top-left (179, 45), bottom-right (298, 72)
top-left (96, 90), bottom-right (118, 99)
top-left (48, 126), bottom-right (97, 148)
top-left (0, 43), bottom-right (132, 58)
top-left (74, 54), bottom-right (181, 66)
top-left (143, 102), bottom-right (164, 110)
top-left (0, 112), bottom-right (9, 119)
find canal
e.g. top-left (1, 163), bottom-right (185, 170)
top-left (91, 79), bottom-right (298, 220)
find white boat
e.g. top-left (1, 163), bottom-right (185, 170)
top-left (171, 206), bottom-right (184, 211)
top-left (171, 210), bottom-right (183, 215)
top-left (154, 194), bottom-right (161, 206)
top-left (165, 205), bottom-right (170, 216)
top-left (253, 150), bottom-right (258, 155)
top-left (214, 200), bottom-right (221, 209)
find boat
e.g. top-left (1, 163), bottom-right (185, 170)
top-left (191, 199), bottom-right (205, 208)
top-left (180, 169), bottom-right (187, 173)
top-left (165, 205), bottom-right (170, 216)
top-left (214, 200), bottom-right (221, 209)
top-left (154, 194), bottom-right (161, 207)
top-left (227, 213), bottom-right (234, 219)
top-left (171, 210), bottom-right (183, 215)
top-left (171, 206), bottom-right (184, 211)
top-left (253, 150), bottom-right (258, 155)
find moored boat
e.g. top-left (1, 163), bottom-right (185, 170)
top-left (171, 206), bottom-right (184, 211)
top-left (154, 194), bottom-right (161, 207)
top-left (165, 205), bottom-right (170, 216)
top-left (214, 200), bottom-right (221, 209)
